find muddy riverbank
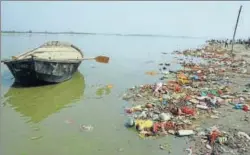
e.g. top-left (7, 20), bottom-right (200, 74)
top-left (122, 42), bottom-right (250, 155)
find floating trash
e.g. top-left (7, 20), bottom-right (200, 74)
top-left (30, 136), bottom-right (43, 140)
top-left (80, 124), bottom-right (93, 132)
top-left (145, 71), bottom-right (158, 76)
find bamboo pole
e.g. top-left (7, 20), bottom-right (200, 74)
top-left (231, 5), bottom-right (243, 54)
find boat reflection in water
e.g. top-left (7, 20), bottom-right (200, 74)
top-left (4, 71), bottom-right (85, 123)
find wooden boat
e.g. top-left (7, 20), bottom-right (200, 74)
top-left (1, 41), bottom-right (84, 85)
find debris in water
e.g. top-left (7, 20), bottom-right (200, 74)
top-left (30, 136), bottom-right (43, 140)
top-left (145, 71), bottom-right (158, 76)
top-left (106, 84), bottom-right (113, 89)
top-left (65, 119), bottom-right (74, 124)
top-left (80, 124), bottom-right (93, 131)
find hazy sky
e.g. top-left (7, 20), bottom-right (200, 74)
top-left (1, 1), bottom-right (250, 38)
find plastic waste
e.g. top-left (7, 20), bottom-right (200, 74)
top-left (241, 68), bottom-right (247, 74)
top-left (200, 91), bottom-right (207, 97)
top-left (242, 105), bottom-right (249, 111)
top-left (221, 95), bottom-right (234, 99)
top-left (209, 130), bottom-right (221, 144)
top-left (122, 43), bottom-right (250, 142)
top-left (177, 130), bottom-right (194, 136)
top-left (126, 117), bottom-right (135, 127)
top-left (210, 90), bottom-right (219, 96)
top-left (177, 73), bottom-right (190, 85)
top-left (125, 108), bottom-right (133, 114)
top-left (237, 131), bottom-right (250, 140)
top-left (239, 97), bottom-right (245, 102)
top-left (135, 120), bottom-right (153, 131)
top-left (30, 136), bottom-right (43, 140)
top-left (234, 104), bottom-right (243, 110)
top-left (218, 137), bottom-right (228, 144)
top-left (152, 114), bottom-right (159, 121)
top-left (210, 115), bottom-right (219, 119)
top-left (154, 82), bottom-right (163, 92)
top-left (196, 105), bottom-right (209, 110)
top-left (80, 124), bottom-right (93, 131)
top-left (138, 111), bottom-right (147, 119)
top-left (145, 71), bottom-right (158, 76)
top-left (189, 99), bottom-right (199, 104)
top-left (167, 130), bottom-right (175, 135)
top-left (132, 105), bottom-right (143, 111)
top-left (65, 119), bottom-right (74, 124)
top-left (185, 147), bottom-right (192, 155)
top-left (192, 75), bottom-right (199, 80)
top-left (206, 144), bottom-right (212, 150)
top-left (162, 94), bottom-right (170, 105)
top-left (153, 121), bottom-right (175, 133)
top-left (210, 97), bottom-right (217, 105)
top-left (181, 107), bottom-right (196, 116)
top-left (159, 113), bottom-right (171, 121)
top-left (186, 102), bottom-right (192, 105)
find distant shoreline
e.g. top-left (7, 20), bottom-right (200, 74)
top-left (0, 30), bottom-right (205, 39)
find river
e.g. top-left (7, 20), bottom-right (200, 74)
top-left (1, 33), bottom-right (206, 155)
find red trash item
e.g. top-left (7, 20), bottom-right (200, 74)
top-left (242, 105), bottom-right (249, 112)
top-left (181, 106), bottom-right (196, 116)
top-left (210, 130), bottom-right (220, 144)
top-left (125, 109), bottom-right (133, 114)
top-left (153, 121), bottom-right (176, 133)
top-left (165, 121), bottom-right (175, 130)
top-left (197, 73), bottom-right (203, 77)
top-left (153, 122), bottom-right (162, 133)
top-left (207, 93), bottom-right (214, 98)
top-left (175, 85), bottom-right (181, 92)
top-left (218, 90), bottom-right (223, 95)
top-left (185, 96), bottom-right (192, 101)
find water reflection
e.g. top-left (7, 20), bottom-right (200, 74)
top-left (4, 71), bottom-right (85, 123)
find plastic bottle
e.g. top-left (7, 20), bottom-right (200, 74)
top-left (234, 104), bottom-right (243, 110)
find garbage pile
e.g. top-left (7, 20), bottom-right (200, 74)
top-left (206, 38), bottom-right (250, 46)
top-left (191, 126), bottom-right (250, 155)
top-left (122, 43), bottom-right (250, 154)
top-left (123, 80), bottom-right (249, 137)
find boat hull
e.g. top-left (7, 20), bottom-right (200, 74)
top-left (3, 58), bottom-right (82, 85)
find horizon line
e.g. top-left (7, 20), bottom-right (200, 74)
top-left (0, 30), bottom-right (206, 39)
top-left (1, 30), bottom-right (247, 40)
